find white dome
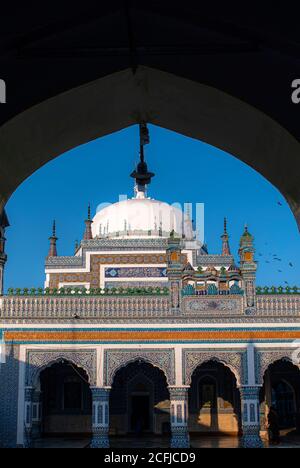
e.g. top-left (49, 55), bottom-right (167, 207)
top-left (92, 196), bottom-right (193, 239)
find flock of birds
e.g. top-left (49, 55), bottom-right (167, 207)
top-left (258, 249), bottom-right (293, 281)
top-left (256, 200), bottom-right (296, 284)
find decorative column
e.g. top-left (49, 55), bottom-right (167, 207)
top-left (90, 387), bottom-right (110, 448)
top-left (31, 391), bottom-right (42, 440)
top-left (240, 386), bottom-right (263, 448)
top-left (0, 255), bottom-right (6, 296)
top-left (0, 209), bottom-right (9, 296)
top-left (166, 235), bottom-right (184, 313)
top-left (169, 386), bottom-right (190, 448)
top-left (24, 386), bottom-right (35, 447)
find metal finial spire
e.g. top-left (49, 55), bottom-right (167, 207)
top-left (130, 123), bottom-right (155, 196)
top-left (87, 204), bottom-right (91, 221)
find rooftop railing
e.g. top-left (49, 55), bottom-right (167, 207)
top-left (256, 286), bottom-right (300, 295)
top-left (6, 286), bottom-right (169, 297)
top-left (0, 286), bottom-right (299, 320)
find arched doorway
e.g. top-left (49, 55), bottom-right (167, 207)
top-left (39, 361), bottom-right (92, 438)
top-left (261, 360), bottom-right (300, 436)
top-left (109, 361), bottom-right (170, 440)
top-left (189, 361), bottom-right (241, 437)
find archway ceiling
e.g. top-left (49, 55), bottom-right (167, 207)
top-left (0, 2), bottom-right (300, 228)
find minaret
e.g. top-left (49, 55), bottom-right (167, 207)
top-left (47, 220), bottom-right (58, 258)
top-left (239, 224), bottom-right (257, 312)
top-left (221, 218), bottom-right (231, 255)
top-left (0, 209), bottom-right (9, 295)
top-left (130, 123), bottom-right (155, 198)
top-left (83, 204), bottom-right (93, 240)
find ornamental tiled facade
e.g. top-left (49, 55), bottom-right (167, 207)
top-left (0, 143), bottom-right (300, 449)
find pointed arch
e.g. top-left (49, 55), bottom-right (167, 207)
top-left (26, 349), bottom-right (97, 387)
top-left (104, 348), bottom-right (175, 386)
top-left (182, 349), bottom-right (247, 387)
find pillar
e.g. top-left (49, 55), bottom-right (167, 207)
top-left (169, 386), bottom-right (190, 448)
top-left (31, 390), bottom-right (42, 440)
top-left (240, 386), bottom-right (263, 448)
top-left (90, 387), bottom-right (110, 448)
top-left (0, 253), bottom-right (7, 296)
top-left (24, 386), bottom-right (34, 448)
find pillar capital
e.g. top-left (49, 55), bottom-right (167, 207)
top-left (24, 386), bottom-right (35, 401)
top-left (168, 386), bottom-right (190, 399)
top-left (90, 386), bottom-right (111, 400)
top-left (239, 385), bottom-right (262, 398)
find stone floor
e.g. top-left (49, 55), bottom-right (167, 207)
top-left (32, 433), bottom-right (300, 449)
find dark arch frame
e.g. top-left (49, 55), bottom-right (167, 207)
top-left (0, 67), bottom-right (299, 230)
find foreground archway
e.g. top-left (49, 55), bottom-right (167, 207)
top-left (0, 67), bottom-right (300, 229)
top-left (110, 360), bottom-right (170, 441)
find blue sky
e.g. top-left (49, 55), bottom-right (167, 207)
top-left (4, 124), bottom-right (300, 290)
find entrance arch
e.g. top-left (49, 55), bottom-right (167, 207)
top-left (109, 360), bottom-right (170, 438)
top-left (189, 360), bottom-right (242, 437)
top-left (0, 66), bottom-right (300, 230)
top-left (38, 361), bottom-right (92, 438)
top-left (261, 359), bottom-right (300, 436)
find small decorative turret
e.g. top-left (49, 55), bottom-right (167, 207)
top-left (83, 204), bottom-right (93, 240)
top-left (238, 224), bottom-right (257, 313)
top-left (239, 224), bottom-right (255, 264)
top-left (47, 220), bottom-right (58, 258)
top-left (0, 209), bottom-right (9, 295)
top-left (221, 217), bottom-right (231, 256)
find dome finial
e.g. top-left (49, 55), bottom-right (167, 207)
top-left (130, 123), bottom-right (155, 197)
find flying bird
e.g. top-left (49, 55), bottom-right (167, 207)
top-left (277, 202), bottom-right (283, 206)
top-left (289, 262), bottom-right (293, 267)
